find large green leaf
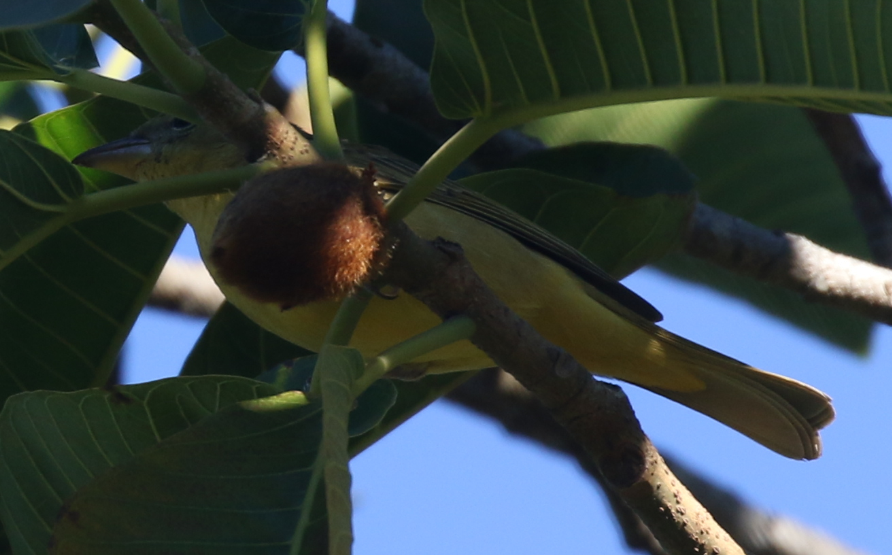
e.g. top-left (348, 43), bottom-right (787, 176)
top-left (0, 25), bottom-right (97, 82)
top-left (43, 390), bottom-right (323, 554)
top-left (0, 376), bottom-right (283, 553)
top-left (426, 0), bottom-right (892, 120)
top-left (0, 31), bottom-right (64, 81)
top-left (0, 38), bottom-right (279, 409)
top-left (459, 145), bottom-right (696, 279)
top-left (5, 99), bottom-right (180, 400)
top-left (0, 0), bottom-right (92, 31)
top-left (0, 130), bottom-right (85, 252)
top-left (200, 0), bottom-right (306, 51)
top-left (525, 98), bottom-right (873, 351)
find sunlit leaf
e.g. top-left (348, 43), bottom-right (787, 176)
top-left (426, 0), bottom-right (892, 120)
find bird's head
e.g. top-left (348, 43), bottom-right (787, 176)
top-left (72, 116), bottom-right (247, 181)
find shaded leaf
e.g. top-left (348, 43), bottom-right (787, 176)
top-left (459, 156), bottom-right (696, 278)
top-left (0, 31), bottom-right (58, 81)
top-left (0, 130), bottom-right (85, 255)
top-left (525, 98), bottom-right (873, 351)
top-left (426, 0), bottom-right (892, 120)
top-left (0, 0), bottom-right (92, 31)
top-left (31, 24), bottom-right (98, 72)
top-left (201, 0), bottom-right (306, 51)
top-left (180, 0), bottom-right (228, 47)
top-left (46, 389), bottom-right (320, 554)
top-left (0, 37), bottom-right (279, 409)
top-left (181, 302), bottom-right (314, 378)
top-left (0, 376), bottom-right (282, 554)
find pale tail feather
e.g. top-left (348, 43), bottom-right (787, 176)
top-left (638, 328), bottom-right (834, 460)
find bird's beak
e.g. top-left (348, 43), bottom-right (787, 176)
top-left (71, 137), bottom-right (152, 180)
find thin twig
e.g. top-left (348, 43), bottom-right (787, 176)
top-left (803, 109), bottom-right (892, 267)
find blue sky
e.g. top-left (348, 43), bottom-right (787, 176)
top-left (121, 3), bottom-right (892, 554)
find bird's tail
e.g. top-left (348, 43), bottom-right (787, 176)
top-left (634, 327), bottom-right (834, 460)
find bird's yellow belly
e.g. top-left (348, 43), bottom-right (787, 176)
top-left (168, 194), bottom-right (703, 390)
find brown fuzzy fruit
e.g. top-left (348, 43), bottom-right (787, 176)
top-left (210, 162), bottom-right (386, 309)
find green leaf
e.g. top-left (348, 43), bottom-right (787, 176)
top-left (3, 99), bottom-right (181, 400)
top-left (180, 0), bottom-right (228, 47)
top-left (0, 0), bottom-right (92, 31)
top-left (256, 356), bottom-right (398, 438)
top-left (31, 24), bottom-right (98, 72)
top-left (347, 372), bottom-right (472, 456)
top-left (426, 0), bottom-right (892, 120)
top-left (0, 25), bottom-right (97, 82)
top-left (0, 37), bottom-right (280, 408)
top-left (525, 98), bottom-right (873, 351)
top-left (0, 130), bottom-right (85, 253)
top-left (355, 0), bottom-right (434, 69)
top-left (459, 157), bottom-right (696, 278)
top-left (200, 0), bottom-right (306, 51)
top-left (0, 375), bottom-right (283, 554)
top-left (0, 31), bottom-right (58, 81)
top-left (181, 302), bottom-right (315, 378)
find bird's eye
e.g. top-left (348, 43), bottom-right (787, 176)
top-left (170, 118), bottom-right (195, 131)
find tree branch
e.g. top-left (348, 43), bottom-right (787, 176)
top-left (379, 223), bottom-right (745, 555)
top-left (143, 257), bottom-right (873, 555)
top-left (803, 109), bottom-right (892, 267)
top-left (686, 204), bottom-right (892, 326)
top-left (446, 369), bottom-right (874, 555)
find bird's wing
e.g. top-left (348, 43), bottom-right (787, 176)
top-left (348, 144), bottom-right (663, 323)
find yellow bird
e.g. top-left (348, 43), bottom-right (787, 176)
top-left (73, 117), bottom-right (835, 460)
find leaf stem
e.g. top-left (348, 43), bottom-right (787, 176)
top-left (309, 289), bottom-right (373, 398)
top-left (356, 316), bottom-right (476, 394)
top-left (304, 0), bottom-right (344, 160)
top-left (57, 70), bottom-right (198, 121)
top-left (0, 166), bottom-right (258, 273)
top-left (69, 166), bottom-right (259, 220)
top-left (108, 0), bottom-right (206, 95)
top-left (385, 117), bottom-right (500, 222)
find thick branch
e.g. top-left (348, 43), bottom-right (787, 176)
top-left (381, 223), bottom-right (744, 555)
top-left (687, 204), bottom-right (892, 325)
top-left (447, 369), bottom-right (873, 555)
top-left (803, 109), bottom-right (892, 267)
